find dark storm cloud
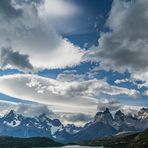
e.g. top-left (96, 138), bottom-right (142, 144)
top-left (0, 0), bottom-right (22, 19)
top-left (1, 48), bottom-right (33, 71)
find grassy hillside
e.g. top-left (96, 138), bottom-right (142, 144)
top-left (78, 132), bottom-right (137, 148)
top-left (128, 128), bottom-right (148, 148)
top-left (0, 136), bottom-right (63, 148)
top-left (78, 129), bottom-right (148, 148)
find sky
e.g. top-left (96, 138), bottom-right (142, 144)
top-left (0, 0), bottom-right (148, 125)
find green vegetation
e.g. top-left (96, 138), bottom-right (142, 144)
top-left (77, 129), bottom-right (148, 148)
top-left (128, 128), bottom-right (148, 148)
top-left (1, 129), bottom-right (148, 148)
top-left (0, 136), bottom-right (63, 148)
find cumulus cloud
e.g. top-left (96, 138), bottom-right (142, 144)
top-left (0, 47), bottom-right (33, 72)
top-left (57, 66), bottom-right (100, 82)
top-left (57, 71), bottom-right (85, 82)
top-left (114, 78), bottom-right (131, 84)
top-left (0, 0), bottom-right (84, 71)
top-left (84, 0), bottom-right (148, 87)
top-left (97, 98), bottom-right (121, 112)
top-left (57, 73), bottom-right (84, 82)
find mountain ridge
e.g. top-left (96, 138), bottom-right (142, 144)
top-left (0, 108), bottom-right (147, 143)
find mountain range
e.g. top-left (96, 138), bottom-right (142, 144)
top-left (0, 108), bottom-right (148, 143)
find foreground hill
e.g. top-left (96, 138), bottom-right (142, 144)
top-left (0, 136), bottom-right (63, 148)
top-left (78, 128), bottom-right (148, 148)
top-left (128, 128), bottom-right (148, 148)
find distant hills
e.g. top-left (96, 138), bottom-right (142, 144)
top-left (0, 108), bottom-right (148, 143)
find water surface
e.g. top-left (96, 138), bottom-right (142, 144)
top-left (38, 146), bottom-right (103, 148)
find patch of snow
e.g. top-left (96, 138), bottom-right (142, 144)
top-left (50, 125), bottom-right (62, 135)
top-left (4, 120), bottom-right (21, 127)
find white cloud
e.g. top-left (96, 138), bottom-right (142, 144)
top-left (0, 0), bottom-right (84, 71)
top-left (143, 90), bottom-right (148, 96)
top-left (97, 98), bottom-right (143, 115)
top-left (61, 113), bottom-right (93, 126)
top-left (0, 100), bottom-right (53, 117)
top-left (84, 0), bottom-right (148, 86)
top-left (57, 73), bottom-right (85, 82)
top-left (0, 74), bottom-right (97, 114)
top-left (39, 0), bottom-right (80, 18)
top-left (97, 98), bottom-right (121, 112)
top-left (0, 99), bottom-right (93, 125)
top-left (114, 78), bottom-right (131, 84)
top-left (132, 71), bottom-right (148, 88)
top-left (0, 74), bottom-right (139, 115)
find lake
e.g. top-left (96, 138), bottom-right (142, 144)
top-left (62, 146), bottom-right (103, 148)
top-left (37, 146), bottom-right (103, 148)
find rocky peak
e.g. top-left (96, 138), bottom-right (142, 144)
top-left (114, 110), bottom-right (125, 122)
top-left (95, 108), bottom-right (110, 116)
top-left (38, 113), bottom-right (47, 119)
top-left (52, 119), bottom-right (62, 126)
top-left (115, 110), bottom-right (124, 116)
top-left (4, 110), bottom-right (16, 119)
top-left (94, 108), bottom-right (114, 124)
top-left (104, 108), bottom-right (110, 113)
top-left (138, 108), bottom-right (148, 117)
top-left (38, 113), bottom-right (51, 122)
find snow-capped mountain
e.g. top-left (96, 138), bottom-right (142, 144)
top-left (71, 108), bottom-right (148, 142)
top-left (0, 108), bottom-right (147, 143)
top-left (0, 110), bottom-right (82, 143)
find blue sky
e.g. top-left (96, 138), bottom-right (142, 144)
top-left (0, 0), bottom-right (148, 124)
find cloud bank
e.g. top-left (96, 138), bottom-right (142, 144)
top-left (0, 74), bottom-right (139, 114)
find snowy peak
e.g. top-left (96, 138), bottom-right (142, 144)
top-left (37, 113), bottom-right (62, 128)
top-left (0, 108), bottom-right (147, 143)
top-left (65, 124), bottom-right (82, 134)
top-left (115, 110), bottom-right (124, 116)
top-left (2, 110), bottom-right (22, 127)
